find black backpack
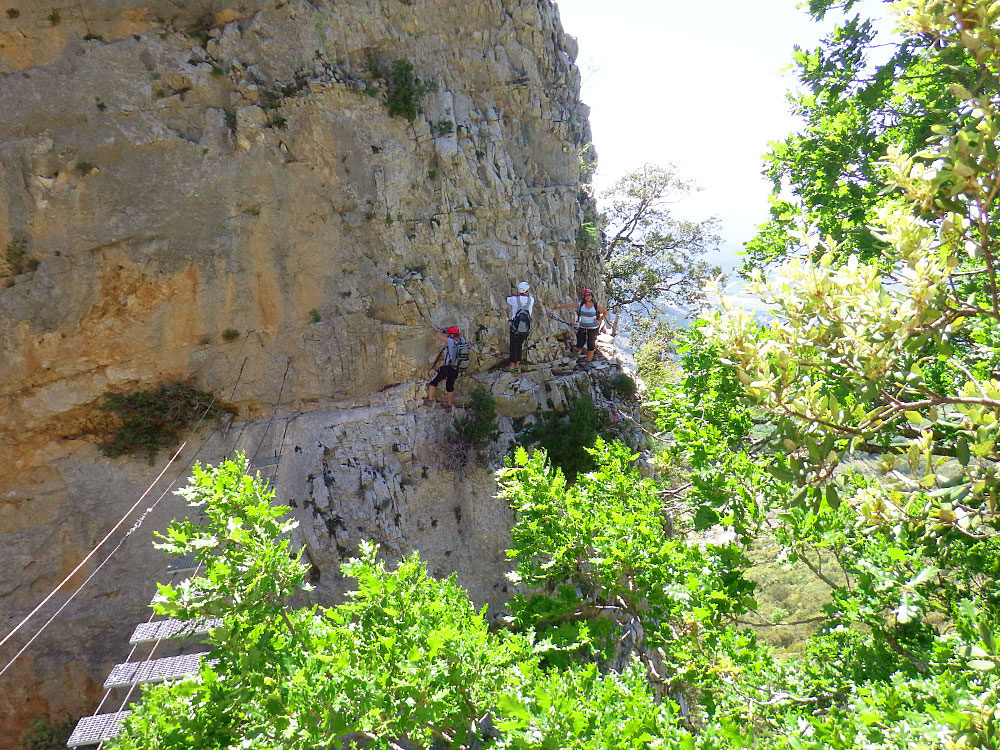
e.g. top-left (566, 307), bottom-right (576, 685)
top-left (453, 338), bottom-right (471, 371)
top-left (510, 295), bottom-right (532, 334)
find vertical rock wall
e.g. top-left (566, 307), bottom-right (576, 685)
top-left (0, 0), bottom-right (597, 743)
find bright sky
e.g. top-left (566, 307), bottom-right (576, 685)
top-left (554, 0), bottom-right (891, 273)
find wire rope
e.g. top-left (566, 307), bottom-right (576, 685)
top-left (0, 333), bottom-right (250, 674)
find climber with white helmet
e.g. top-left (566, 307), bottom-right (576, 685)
top-left (505, 281), bottom-right (535, 371)
top-left (549, 288), bottom-right (607, 364)
top-left (424, 325), bottom-right (469, 412)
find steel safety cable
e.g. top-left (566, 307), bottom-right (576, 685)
top-left (95, 561), bottom-right (207, 750)
top-left (89, 564), bottom-right (194, 718)
top-left (0, 332), bottom-right (252, 665)
top-left (0, 441), bottom-right (186, 655)
top-left (0, 457), bottom-right (189, 678)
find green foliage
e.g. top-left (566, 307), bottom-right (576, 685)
top-left (46, 9), bottom-right (60, 25)
top-left (500, 440), bottom-right (756, 669)
top-left (690, 3), bottom-right (1000, 745)
top-left (23, 716), bottom-right (74, 750)
top-left (631, 318), bottom-right (678, 391)
top-left (221, 328), bottom-right (240, 342)
top-left (524, 395), bottom-right (602, 480)
top-left (98, 382), bottom-right (227, 462)
top-left (745, 1), bottom-right (976, 269)
top-left (112, 457), bottom-right (552, 749)
top-left (431, 120), bottom-right (454, 136)
top-left (493, 660), bottom-right (691, 750)
top-left (5, 236), bottom-right (37, 275)
top-left (308, 308), bottom-right (321, 324)
top-left (7, 9), bottom-right (20, 18)
top-left (185, 9), bottom-right (216, 44)
top-left (74, 161), bottom-right (96, 174)
top-left (703, 0), bottom-right (1000, 541)
top-left (575, 221), bottom-right (598, 253)
top-left (366, 56), bottom-right (429, 122)
top-left (453, 387), bottom-right (500, 452)
top-left (603, 371), bottom-right (636, 401)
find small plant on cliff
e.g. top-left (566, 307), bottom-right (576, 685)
top-left (369, 57), bottom-right (427, 122)
top-left (221, 328), bottom-right (240, 342)
top-left (431, 120), bottom-right (454, 136)
top-left (5, 237), bottom-right (37, 275)
top-left (524, 394), bottom-right (603, 480)
top-left (452, 387), bottom-right (500, 457)
top-left (7, 9), bottom-right (20, 18)
top-left (308, 308), bottom-right (321, 324)
top-left (98, 381), bottom-right (228, 462)
top-left (23, 715), bottom-right (74, 750)
top-left (603, 371), bottom-right (637, 401)
top-left (45, 9), bottom-right (60, 25)
top-left (185, 8), bottom-right (216, 45)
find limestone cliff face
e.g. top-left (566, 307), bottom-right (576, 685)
top-left (0, 0), bottom-right (597, 743)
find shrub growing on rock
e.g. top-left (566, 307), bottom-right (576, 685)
top-left (99, 382), bottom-right (228, 462)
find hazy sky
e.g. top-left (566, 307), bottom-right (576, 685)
top-left (554, 0), bottom-right (891, 272)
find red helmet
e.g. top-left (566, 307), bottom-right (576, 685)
top-left (446, 325), bottom-right (460, 335)
top-left (581, 288), bottom-right (594, 298)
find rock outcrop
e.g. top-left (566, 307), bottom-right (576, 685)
top-left (0, 1), bottom-right (599, 743)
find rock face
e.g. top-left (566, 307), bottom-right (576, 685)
top-left (0, 1), bottom-right (598, 744)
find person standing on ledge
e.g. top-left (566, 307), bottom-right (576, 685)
top-left (549, 288), bottom-right (607, 364)
top-left (505, 281), bottom-right (534, 371)
top-left (423, 326), bottom-right (468, 412)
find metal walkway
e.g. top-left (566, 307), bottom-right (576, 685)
top-left (66, 456), bottom-right (281, 746)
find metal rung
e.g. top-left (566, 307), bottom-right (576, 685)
top-left (66, 712), bottom-right (130, 747)
top-left (104, 652), bottom-right (209, 688)
top-left (247, 456), bottom-right (280, 469)
top-left (129, 617), bottom-right (221, 644)
top-left (166, 554), bottom-right (198, 573)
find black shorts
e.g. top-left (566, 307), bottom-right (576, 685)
top-left (429, 364), bottom-right (458, 392)
top-left (509, 330), bottom-right (528, 363)
top-left (576, 327), bottom-right (598, 352)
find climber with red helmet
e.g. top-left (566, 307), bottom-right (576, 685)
top-left (423, 325), bottom-right (469, 411)
top-left (548, 288), bottom-right (607, 364)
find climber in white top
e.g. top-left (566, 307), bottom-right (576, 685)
top-left (505, 281), bottom-right (534, 370)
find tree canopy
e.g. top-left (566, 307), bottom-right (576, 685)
top-left (744, 0), bottom-right (978, 269)
top-left (599, 163), bottom-right (721, 314)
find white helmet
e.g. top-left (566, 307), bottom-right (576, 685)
top-left (517, 281), bottom-right (530, 293)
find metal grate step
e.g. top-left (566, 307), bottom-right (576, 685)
top-left (66, 711), bottom-right (130, 747)
top-left (247, 455), bottom-right (280, 478)
top-left (129, 617), bottom-right (221, 644)
top-left (166, 554), bottom-right (199, 574)
top-left (104, 652), bottom-right (209, 688)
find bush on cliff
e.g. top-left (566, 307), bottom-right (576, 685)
top-left (98, 382), bottom-right (228, 463)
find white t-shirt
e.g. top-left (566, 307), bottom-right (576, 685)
top-left (505, 294), bottom-right (535, 320)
